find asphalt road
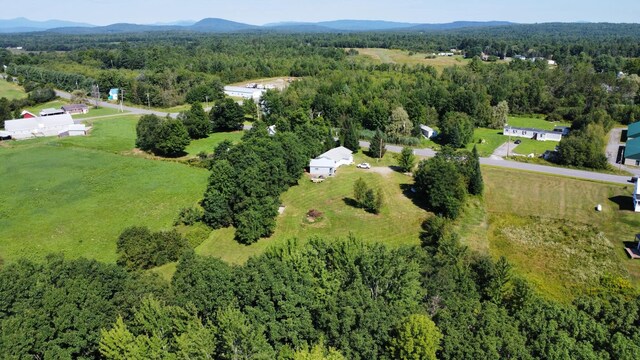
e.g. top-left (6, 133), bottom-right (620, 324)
top-left (360, 140), bottom-right (631, 185)
top-left (56, 90), bottom-right (179, 118)
top-left (53, 92), bottom-right (631, 185)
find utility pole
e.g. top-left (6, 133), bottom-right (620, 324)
top-left (506, 125), bottom-right (511, 158)
top-left (120, 89), bottom-right (124, 112)
top-left (378, 134), bottom-right (383, 163)
top-left (205, 95), bottom-right (209, 110)
top-left (146, 92), bottom-right (150, 108)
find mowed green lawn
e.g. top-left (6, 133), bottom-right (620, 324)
top-left (512, 139), bottom-right (558, 156)
top-left (507, 115), bottom-right (570, 131)
top-left (186, 131), bottom-right (244, 156)
top-left (196, 152), bottom-right (426, 264)
top-left (468, 128), bottom-right (505, 156)
top-left (480, 166), bottom-right (640, 301)
top-left (0, 118), bottom-right (209, 264)
top-left (0, 80), bottom-right (27, 100)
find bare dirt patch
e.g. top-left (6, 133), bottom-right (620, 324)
top-left (369, 166), bottom-right (394, 176)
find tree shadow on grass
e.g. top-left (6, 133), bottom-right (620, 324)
top-left (399, 184), bottom-right (431, 212)
top-left (342, 197), bottom-right (360, 209)
top-left (608, 195), bottom-right (635, 211)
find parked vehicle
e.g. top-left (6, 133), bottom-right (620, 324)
top-left (514, 139), bottom-right (522, 144)
top-left (357, 162), bottom-right (371, 169)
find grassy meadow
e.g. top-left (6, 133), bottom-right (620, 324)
top-left (0, 116), bottom-right (209, 263)
top-left (356, 48), bottom-right (472, 72)
top-left (186, 131), bottom-right (244, 156)
top-left (478, 166), bottom-right (640, 301)
top-left (0, 80), bottom-right (27, 100)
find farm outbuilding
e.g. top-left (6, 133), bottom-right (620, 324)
top-left (62, 104), bottom-right (89, 115)
top-left (623, 138), bottom-right (640, 165)
top-left (627, 121), bottom-right (640, 140)
top-left (3, 114), bottom-right (77, 140)
top-left (39, 108), bottom-right (65, 117)
top-left (309, 146), bottom-right (353, 178)
top-left (223, 86), bottom-right (266, 101)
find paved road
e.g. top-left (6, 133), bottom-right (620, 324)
top-left (56, 90), bottom-right (179, 118)
top-left (55, 92), bottom-right (632, 185)
top-left (360, 140), bottom-right (631, 185)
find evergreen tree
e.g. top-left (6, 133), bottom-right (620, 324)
top-left (353, 177), bottom-right (368, 205)
top-left (397, 147), bottom-right (416, 173)
top-left (341, 119), bottom-right (360, 152)
top-left (369, 129), bottom-right (387, 159)
top-left (468, 145), bottom-right (484, 195)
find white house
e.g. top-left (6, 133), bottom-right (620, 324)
top-left (223, 86), bottom-right (266, 101)
top-left (634, 181), bottom-right (640, 212)
top-left (420, 124), bottom-right (436, 139)
top-left (3, 114), bottom-right (77, 140)
top-left (503, 125), bottom-right (563, 142)
top-left (309, 146), bottom-right (354, 178)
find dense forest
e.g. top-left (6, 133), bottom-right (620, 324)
top-left (2, 230), bottom-right (639, 358)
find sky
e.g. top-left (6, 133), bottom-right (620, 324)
top-left (4, 0), bottom-right (640, 26)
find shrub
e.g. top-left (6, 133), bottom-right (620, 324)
top-left (116, 226), bottom-right (189, 270)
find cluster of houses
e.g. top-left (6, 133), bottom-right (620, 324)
top-left (0, 104), bottom-right (89, 140)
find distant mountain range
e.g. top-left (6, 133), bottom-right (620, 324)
top-left (0, 17), bottom-right (515, 34)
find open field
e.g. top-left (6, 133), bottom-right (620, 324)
top-left (0, 80), bottom-right (27, 100)
top-left (481, 166), bottom-right (640, 301)
top-left (185, 131), bottom-right (244, 156)
top-left (355, 48), bottom-right (472, 72)
top-left (196, 151), bottom-right (425, 264)
top-left (230, 77), bottom-right (296, 91)
top-left (507, 115), bottom-right (570, 130)
top-left (0, 143), bottom-right (208, 264)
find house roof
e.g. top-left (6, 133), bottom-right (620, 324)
top-left (504, 125), bottom-right (558, 136)
top-left (223, 86), bottom-right (265, 95)
top-left (625, 138), bottom-right (640, 160)
top-left (317, 146), bottom-right (353, 162)
top-left (628, 122), bottom-right (640, 139)
top-left (62, 104), bottom-right (88, 111)
top-left (39, 108), bottom-right (64, 116)
top-left (310, 157), bottom-right (335, 168)
top-left (4, 114), bottom-right (74, 132)
top-left (420, 124), bottom-right (434, 132)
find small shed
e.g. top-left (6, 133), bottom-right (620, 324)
top-left (420, 124), bottom-right (435, 139)
top-left (20, 110), bottom-right (36, 118)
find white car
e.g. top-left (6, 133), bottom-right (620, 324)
top-left (357, 162), bottom-right (371, 169)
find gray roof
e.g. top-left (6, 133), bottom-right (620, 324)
top-left (317, 146), bottom-right (353, 162)
top-left (310, 157), bottom-right (335, 168)
top-left (62, 104), bottom-right (88, 111)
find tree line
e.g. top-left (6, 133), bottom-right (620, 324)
top-left (1, 230), bottom-right (638, 359)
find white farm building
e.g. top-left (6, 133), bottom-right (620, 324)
top-left (309, 146), bottom-right (354, 178)
top-left (223, 86), bottom-right (266, 101)
top-left (3, 114), bottom-right (84, 140)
